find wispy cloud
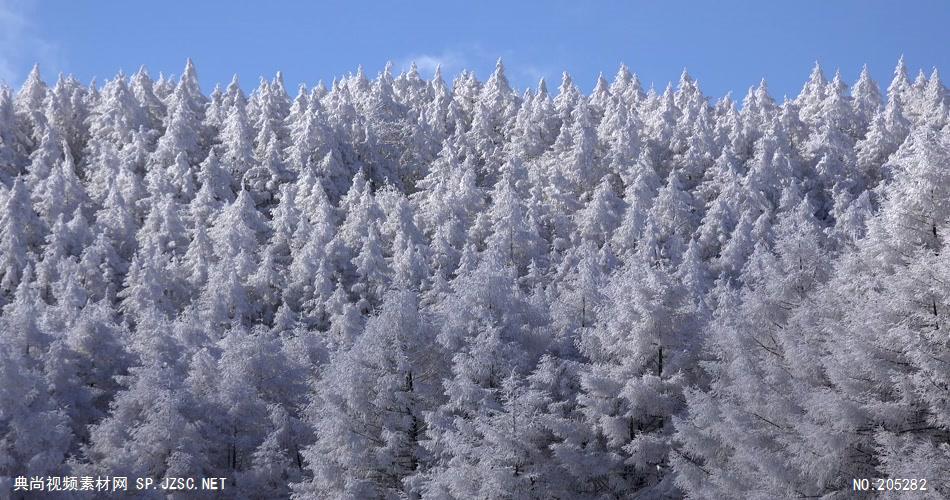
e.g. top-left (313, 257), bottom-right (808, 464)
top-left (0, 0), bottom-right (60, 86)
top-left (514, 64), bottom-right (557, 89)
top-left (396, 45), bottom-right (555, 92)
top-left (396, 50), bottom-right (468, 78)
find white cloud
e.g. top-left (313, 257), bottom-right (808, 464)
top-left (0, 0), bottom-right (60, 86)
top-left (396, 46), bottom-right (552, 92)
top-left (397, 50), bottom-right (468, 78)
top-left (515, 64), bottom-right (556, 88)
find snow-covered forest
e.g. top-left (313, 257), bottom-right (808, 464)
top-left (0, 56), bottom-right (948, 498)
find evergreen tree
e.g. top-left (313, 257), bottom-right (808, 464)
top-left (295, 290), bottom-right (442, 499)
top-left (15, 64), bottom-right (49, 143)
top-left (673, 195), bottom-right (835, 498)
top-left (0, 56), bottom-right (947, 498)
top-left (574, 177), bottom-right (623, 248)
top-left (560, 250), bottom-right (700, 498)
top-left (851, 64), bottom-right (882, 136)
top-left (209, 189), bottom-right (267, 274)
top-left (221, 92), bottom-right (256, 188)
top-left (32, 140), bottom-right (89, 227)
top-left (0, 179), bottom-right (41, 298)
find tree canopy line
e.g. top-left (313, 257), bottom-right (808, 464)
top-left (0, 56), bottom-right (948, 498)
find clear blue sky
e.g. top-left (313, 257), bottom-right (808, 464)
top-left (2, 0), bottom-right (948, 100)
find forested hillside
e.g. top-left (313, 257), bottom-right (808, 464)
top-left (0, 57), bottom-right (948, 498)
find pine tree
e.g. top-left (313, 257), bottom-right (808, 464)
top-left (0, 178), bottom-right (41, 298)
top-left (351, 225), bottom-right (391, 313)
top-left (77, 231), bottom-right (125, 302)
top-left (196, 147), bottom-right (236, 207)
top-left (552, 242), bottom-right (608, 337)
top-left (920, 68), bottom-right (947, 128)
top-left (486, 170), bottom-right (543, 271)
top-left (797, 61), bottom-right (828, 126)
top-left (244, 132), bottom-right (289, 205)
top-left (644, 169), bottom-right (697, 264)
top-left (673, 194), bottom-right (835, 498)
top-left (612, 152), bottom-right (662, 256)
top-left (209, 189), bottom-right (267, 274)
top-left (15, 64), bottom-right (49, 143)
top-left (252, 72), bottom-right (291, 156)
top-left (0, 57), bottom-right (947, 497)
top-left (95, 176), bottom-right (139, 259)
top-left (87, 72), bottom-right (148, 149)
top-left (119, 246), bottom-right (176, 323)
top-left (565, 250), bottom-right (699, 498)
top-left (887, 55), bottom-right (912, 104)
top-left (0, 85), bottom-right (27, 182)
top-left (295, 290), bottom-right (442, 499)
top-left (866, 128), bottom-right (950, 258)
top-left (32, 140), bottom-right (89, 227)
top-left (221, 91), bottom-right (256, 186)
top-left (0, 330), bottom-right (72, 479)
top-left (130, 65), bottom-right (166, 131)
top-left (574, 177), bottom-right (623, 247)
top-left (420, 370), bottom-right (563, 500)
top-left (851, 64), bottom-right (882, 136)
top-left (65, 299), bottom-right (134, 419)
top-left (84, 345), bottom-right (207, 481)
